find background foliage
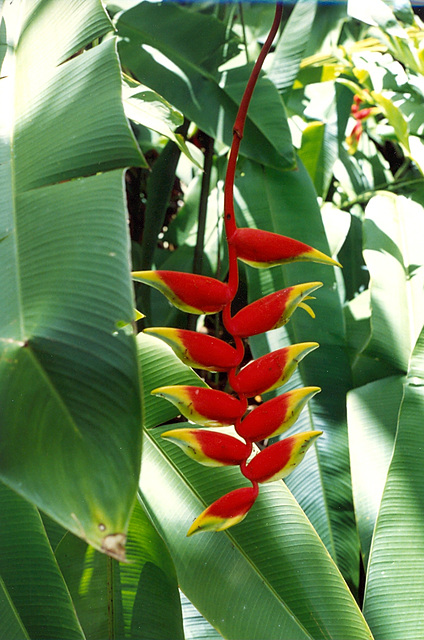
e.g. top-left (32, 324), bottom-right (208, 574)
top-left (1, 0), bottom-right (424, 638)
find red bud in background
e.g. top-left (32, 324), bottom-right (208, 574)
top-left (151, 385), bottom-right (245, 427)
top-left (161, 428), bottom-right (251, 467)
top-left (186, 485), bottom-right (259, 535)
top-left (230, 343), bottom-right (319, 397)
top-left (144, 327), bottom-right (240, 372)
top-left (237, 387), bottom-right (321, 441)
top-left (230, 282), bottom-right (322, 337)
top-left (229, 227), bottom-right (341, 269)
top-left (132, 270), bottom-right (232, 314)
top-left (243, 431), bottom-right (322, 483)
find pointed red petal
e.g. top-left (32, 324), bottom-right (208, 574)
top-left (152, 386), bottom-right (245, 427)
top-left (161, 428), bottom-right (250, 467)
top-left (237, 387), bottom-right (321, 441)
top-left (144, 327), bottom-right (240, 372)
top-left (229, 228), bottom-right (341, 268)
top-left (132, 270), bottom-right (232, 314)
top-left (230, 343), bottom-right (318, 397)
top-left (187, 486), bottom-right (259, 535)
top-left (230, 282), bottom-right (322, 337)
top-left (243, 431), bottom-right (322, 483)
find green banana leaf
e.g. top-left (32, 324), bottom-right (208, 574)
top-left (0, 482), bottom-right (85, 640)
top-left (136, 333), bottom-right (373, 640)
top-left (363, 325), bottom-right (424, 639)
top-left (0, 0), bottom-right (143, 555)
top-left (180, 592), bottom-right (223, 640)
top-left (122, 79), bottom-right (201, 168)
top-left (347, 375), bottom-right (404, 567)
top-left (362, 192), bottom-right (424, 373)
top-left (232, 157), bottom-right (359, 590)
top-left (0, 577), bottom-right (30, 640)
top-left (116, 1), bottom-right (295, 170)
top-left (55, 498), bottom-right (184, 640)
top-left (268, 0), bottom-right (318, 94)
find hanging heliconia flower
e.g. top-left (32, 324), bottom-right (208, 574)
top-left (134, 2), bottom-right (341, 536)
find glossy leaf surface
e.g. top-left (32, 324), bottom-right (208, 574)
top-left (56, 498), bottom-right (184, 640)
top-left (363, 327), bottom-right (424, 639)
top-left (116, 2), bottom-right (295, 169)
top-left (347, 376), bottom-right (403, 567)
top-left (361, 193), bottom-right (424, 373)
top-left (0, 0), bottom-right (143, 556)
top-left (0, 482), bottom-right (84, 640)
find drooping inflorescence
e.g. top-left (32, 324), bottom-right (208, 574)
top-left (133, 2), bottom-right (341, 536)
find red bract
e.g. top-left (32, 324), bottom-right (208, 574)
top-left (186, 485), bottom-right (259, 536)
top-left (242, 431), bottom-right (322, 483)
top-left (132, 270), bottom-right (231, 314)
top-left (144, 327), bottom-right (240, 372)
top-left (230, 282), bottom-right (322, 338)
top-left (237, 387), bottom-right (321, 441)
top-left (161, 428), bottom-right (251, 467)
top-left (229, 227), bottom-right (341, 269)
top-left (230, 343), bottom-right (319, 397)
top-left (151, 385), bottom-right (245, 427)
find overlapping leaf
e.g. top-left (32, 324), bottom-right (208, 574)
top-left (0, 482), bottom-right (85, 640)
top-left (55, 499), bottom-right (184, 640)
top-left (363, 326), bottom-right (424, 640)
top-left (116, 1), bottom-right (294, 169)
top-left (0, 0), bottom-right (143, 555)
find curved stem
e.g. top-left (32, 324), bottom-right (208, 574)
top-left (223, 2), bottom-right (283, 323)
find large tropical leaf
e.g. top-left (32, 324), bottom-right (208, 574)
top-left (347, 375), bottom-right (404, 567)
top-left (116, 1), bottom-right (295, 170)
top-left (0, 578), bottom-right (30, 640)
top-left (232, 156), bottom-right (359, 590)
top-left (268, 0), bottom-right (318, 95)
top-left (55, 498), bottom-right (184, 640)
top-left (361, 192), bottom-right (424, 373)
top-left (136, 333), bottom-right (373, 640)
top-left (363, 325), bottom-right (424, 639)
top-left (0, 482), bottom-right (85, 640)
top-left (0, 0), bottom-right (143, 556)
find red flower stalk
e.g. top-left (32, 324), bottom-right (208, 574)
top-left (136, 3), bottom-right (341, 535)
